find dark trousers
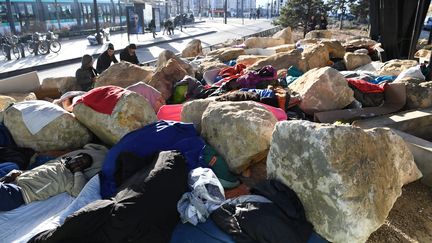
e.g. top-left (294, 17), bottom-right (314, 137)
top-left (0, 183), bottom-right (25, 211)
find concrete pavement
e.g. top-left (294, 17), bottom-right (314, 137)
top-left (0, 23), bottom-right (216, 78)
top-left (31, 18), bottom-right (275, 81)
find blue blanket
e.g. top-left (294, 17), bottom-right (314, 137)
top-left (100, 120), bottom-right (206, 198)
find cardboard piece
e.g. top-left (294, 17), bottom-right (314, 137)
top-left (314, 82), bottom-right (406, 123)
top-left (0, 72), bottom-right (40, 94)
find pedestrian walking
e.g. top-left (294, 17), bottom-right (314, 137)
top-left (149, 19), bottom-right (157, 38)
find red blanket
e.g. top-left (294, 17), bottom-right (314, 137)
top-left (75, 86), bottom-right (128, 115)
top-left (347, 79), bottom-right (386, 93)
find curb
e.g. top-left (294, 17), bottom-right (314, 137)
top-left (0, 30), bottom-right (216, 79)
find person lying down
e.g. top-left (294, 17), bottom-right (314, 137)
top-left (0, 144), bottom-right (108, 212)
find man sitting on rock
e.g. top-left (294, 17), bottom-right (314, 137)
top-left (96, 43), bottom-right (118, 74)
top-left (0, 144), bottom-right (108, 212)
top-left (75, 54), bottom-right (98, 91)
top-left (120, 44), bottom-right (140, 65)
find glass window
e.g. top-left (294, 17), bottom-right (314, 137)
top-left (47, 3), bottom-right (57, 20)
top-left (26, 4), bottom-right (34, 18)
top-left (60, 4), bottom-right (73, 19)
top-left (0, 3), bottom-right (7, 24)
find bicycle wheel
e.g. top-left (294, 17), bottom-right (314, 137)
top-left (0, 44), bottom-right (5, 57)
top-left (38, 41), bottom-right (49, 55)
top-left (12, 46), bottom-right (20, 59)
top-left (49, 40), bottom-right (61, 53)
top-left (27, 41), bottom-right (35, 54)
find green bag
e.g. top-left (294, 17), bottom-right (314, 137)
top-left (172, 84), bottom-right (188, 104)
top-left (202, 145), bottom-right (240, 189)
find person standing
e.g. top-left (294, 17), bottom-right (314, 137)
top-left (149, 19), bottom-right (157, 38)
top-left (120, 44), bottom-right (139, 65)
top-left (96, 43), bottom-right (118, 74)
top-left (75, 54), bottom-right (98, 91)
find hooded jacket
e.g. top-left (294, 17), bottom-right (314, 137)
top-left (16, 144), bottom-right (108, 204)
top-left (75, 56), bottom-right (98, 91)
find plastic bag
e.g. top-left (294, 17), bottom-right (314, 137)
top-left (177, 167), bottom-right (225, 225)
top-left (394, 65), bottom-right (425, 82)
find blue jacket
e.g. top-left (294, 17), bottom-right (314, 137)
top-left (100, 120), bottom-right (206, 198)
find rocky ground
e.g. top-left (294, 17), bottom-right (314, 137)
top-left (368, 181), bottom-right (432, 243)
top-left (292, 28), bottom-right (369, 43)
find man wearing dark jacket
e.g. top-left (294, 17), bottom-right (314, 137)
top-left (96, 43), bottom-right (118, 74)
top-left (75, 54), bottom-right (98, 91)
top-left (120, 44), bottom-right (139, 65)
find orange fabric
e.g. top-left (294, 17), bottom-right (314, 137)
top-left (224, 183), bottom-right (250, 199)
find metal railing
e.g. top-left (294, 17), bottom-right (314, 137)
top-left (139, 25), bottom-right (283, 67)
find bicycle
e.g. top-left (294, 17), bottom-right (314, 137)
top-left (1, 35), bottom-right (21, 59)
top-left (46, 31), bottom-right (61, 53)
top-left (27, 32), bottom-right (50, 55)
top-left (26, 32), bottom-right (39, 54)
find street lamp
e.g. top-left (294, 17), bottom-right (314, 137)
top-left (93, 0), bottom-right (102, 44)
top-left (224, 0), bottom-right (227, 24)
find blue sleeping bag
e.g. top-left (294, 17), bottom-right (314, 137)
top-left (100, 120), bottom-right (206, 199)
top-left (170, 219), bottom-right (235, 243)
top-left (0, 123), bottom-right (14, 147)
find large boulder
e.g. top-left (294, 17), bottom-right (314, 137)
top-left (73, 89), bottom-right (157, 145)
top-left (248, 49), bottom-right (305, 71)
top-left (0, 92), bottom-right (36, 111)
top-left (343, 37), bottom-right (377, 48)
top-left (414, 49), bottom-right (431, 60)
top-left (147, 58), bottom-right (189, 100)
top-left (156, 50), bottom-right (195, 76)
top-left (289, 67), bottom-right (354, 114)
top-left (394, 78), bottom-right (432, 109)
top-left (267, 120), bottom-right (421, 243)
top-left (95, 62), bottom-right (154, 88)
top-left (302, 44), bottom-right (330, 71)
top-left (297, 38), bottom-right (320, 47)
top-left (197, 61), bottom-right (229, 81)
top-left (272, 27), bottom-right (294, 44)
top-left (377, 59), bottom-right (418, 76)
top-left (236, 55), bottom-right (267, 66)
top-left (244, 48), bottom-right (275, 56)
top-left (0, 96), bottom-right (15, 111)
top-left (201, 101), bottom-right (277, 173)
top-left (4, 100), bottom-right (92, 151)
top-left (206, 47), bottom-right (246, 62)
top-left (344, 53), bottom-right (372, 70)
top-left (41, 76), bottom-right (80, 93)
top-left (181, 39), bottom-right (203, 58)
top-left (180, 98), bottom-right (217, 133)
top-left (305, 30), bottom-right (332, 39)
top-left (266, 44), bottom-right (296, 53)
top-left (244, 37), bottom-right (285, 49)
top-left (320, 39), bottom-right (345, 59)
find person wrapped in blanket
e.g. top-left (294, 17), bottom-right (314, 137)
top-left (0, 144), bottom-right (108, 211)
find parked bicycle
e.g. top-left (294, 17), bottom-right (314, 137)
top-left (26, 31), bottom-right (61, 55)
top-left (46, 31), bottom-right (61, 53)
top-left (1, 35), bottom-right (21, 59)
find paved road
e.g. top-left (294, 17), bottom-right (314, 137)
top-left (34, 18), bottom-right (274, 81)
